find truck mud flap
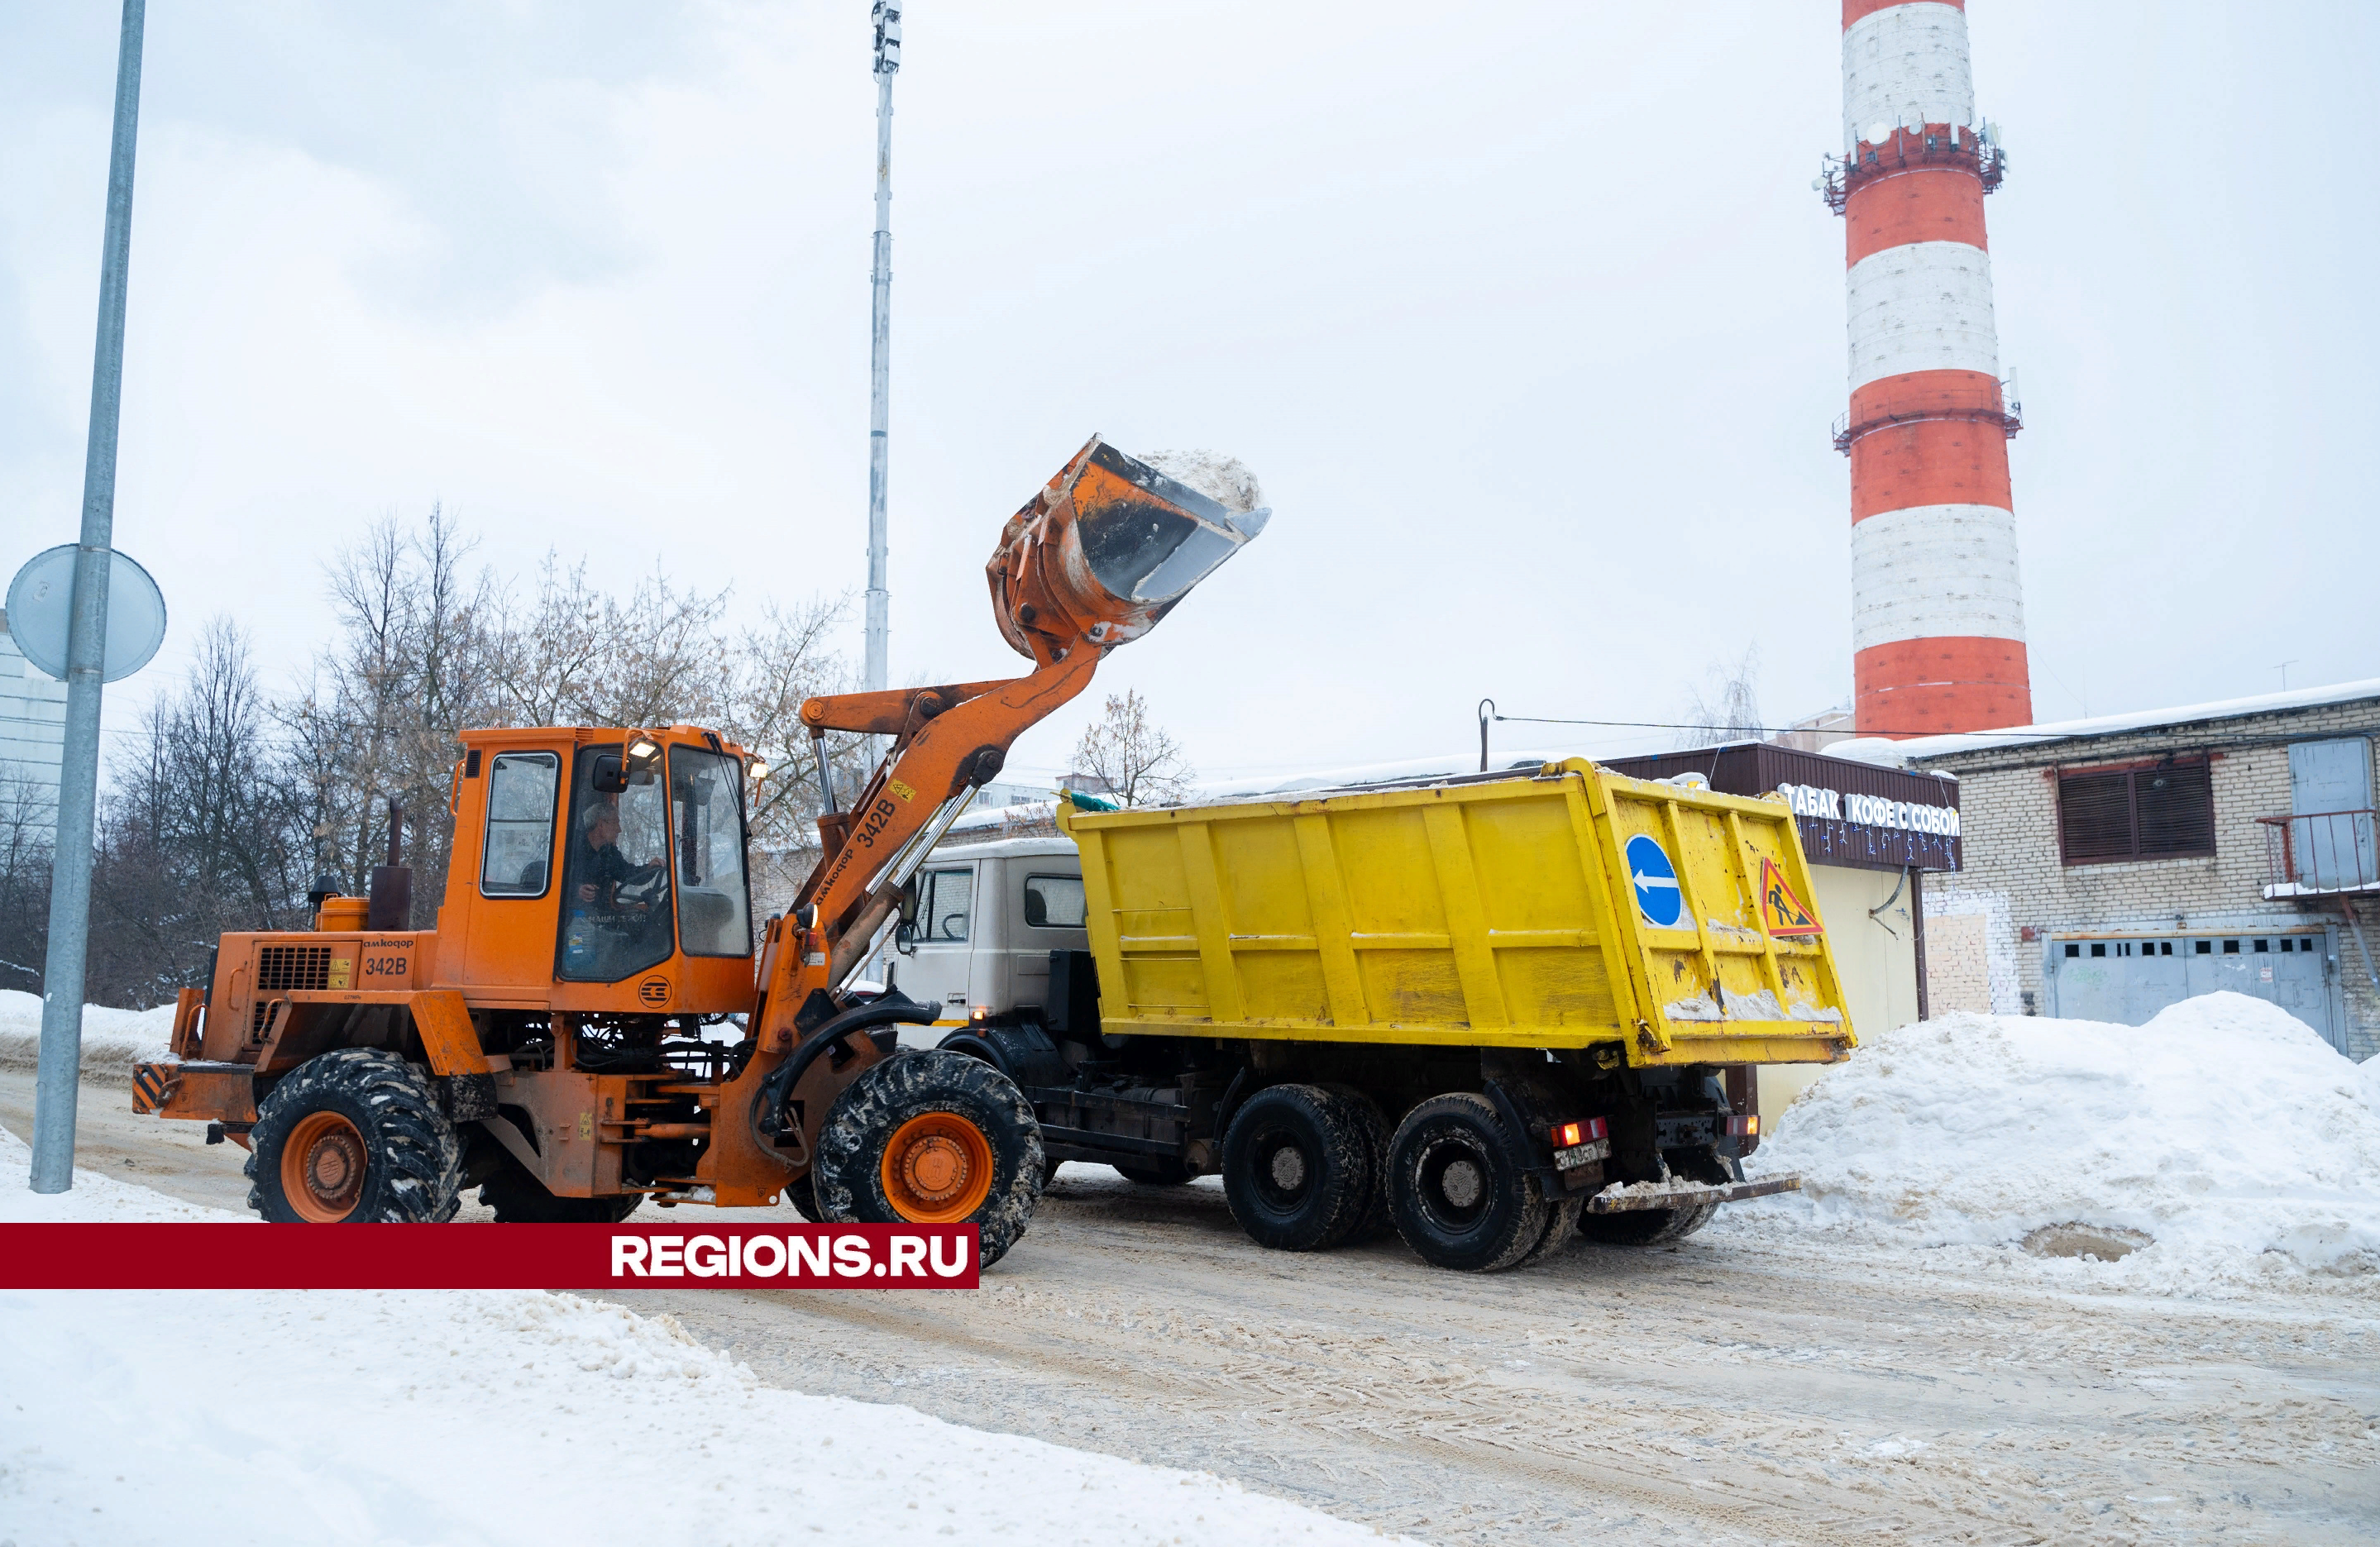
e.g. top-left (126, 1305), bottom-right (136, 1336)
top-left (1584, 1176), bottom-right (1801, 1214)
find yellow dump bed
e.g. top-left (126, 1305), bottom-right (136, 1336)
top-left (1058, 760), bottom-right (1855, 1067)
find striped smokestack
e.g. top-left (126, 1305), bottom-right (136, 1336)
top-left (1824, 0), bottom-right (2032, 737)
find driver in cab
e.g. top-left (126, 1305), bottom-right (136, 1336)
top-left (575, 802), bottom-right (663, 911)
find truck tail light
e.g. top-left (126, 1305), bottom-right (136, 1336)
top-left (1551, 1117), bottom-right (1608, 1148)
top-left (1728, 1115), bottom-right (1759, 1137)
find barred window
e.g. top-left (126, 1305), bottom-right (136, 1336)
top-left (2057, 762), bottom-right (2214, 864)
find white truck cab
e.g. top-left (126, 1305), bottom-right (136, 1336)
top-left (887, 837), bottom-right (1087, 1048)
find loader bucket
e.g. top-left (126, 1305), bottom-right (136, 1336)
top-left (988, 436), bottom-right (1269, 661)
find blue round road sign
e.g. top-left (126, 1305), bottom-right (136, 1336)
top-left (1624, 833), bottom-right (1684, 929)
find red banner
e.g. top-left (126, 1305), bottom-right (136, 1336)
top-left (0, 1223), bottom-right (980, 1290)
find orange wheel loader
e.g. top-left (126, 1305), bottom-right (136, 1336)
top-left (128, 437), bottom-right (1268, 1263)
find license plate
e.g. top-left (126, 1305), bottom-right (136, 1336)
top-left (1554, 1139), bottom-right (1611, 1170)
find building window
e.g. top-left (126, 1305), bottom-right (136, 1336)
top-left (2057, 762), bottom-right (2215, 864)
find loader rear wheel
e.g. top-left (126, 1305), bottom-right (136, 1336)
top-left (1220, 1084), bottom-right (1372, 1253)
top-left (479, 1153), bottom-right (642, 1223)
top-left (245, 1048), bottom-right (461, 1224)
top-left (1386, 1093), bottom-right (1549, 1272)
top-left (813, 1050), bottom-right (1044, 1268)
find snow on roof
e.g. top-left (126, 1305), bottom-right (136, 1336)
top-left (1828, 677), bottom-right (2380, 767)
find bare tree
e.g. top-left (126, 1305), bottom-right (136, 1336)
top-left (0, 767), bottom-right (55, 989)
top-left (1680, 646), bottom-right (1765, 748)
top-left (1069, 690), bottom-right (1194, 808)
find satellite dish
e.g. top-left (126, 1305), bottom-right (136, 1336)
top-left (1866, 121), bottom-right (1890, 146)
top-left (6, 544), bottom-right (168, 684)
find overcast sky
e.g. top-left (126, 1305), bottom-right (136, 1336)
top-left (4, 1), bottom-right (2375, 788)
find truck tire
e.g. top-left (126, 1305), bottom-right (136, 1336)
top-left (813, 1050), bottom-right (1044, 1269)
top-left (479, 1153), bottom-right (642, 1223)
top-left (1386, 1093), bottom-right (1549, 1272)
top-left (245, 1048), bottom-right (462, 1224)
top-left (1315, 1083), bottom-right (1395, 1242)
top-left (1517, 1195), bottom-right (1585, 1268)
top-left (1220, 1084), bottom-right (1372, 1252)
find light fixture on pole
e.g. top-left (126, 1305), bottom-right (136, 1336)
top-left (863, 1), bottom-right (901, 697)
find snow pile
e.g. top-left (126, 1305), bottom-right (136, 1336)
top-left (1742, 994), bottom-right (2380, 1293)
top-left (1138, 447), bottom-right (1264, 515)
top-left (0, 1124), bottom-right (242, 1222)
top-left (0, 988), bottom-right (174, 1080)
top-left (0, 1124), bottom-right (1398, 1546)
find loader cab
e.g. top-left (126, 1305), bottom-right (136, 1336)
top-left (889, 837), bottom-right (1088, 1047)
top-left (443, 725), bottom-right (757, 1015)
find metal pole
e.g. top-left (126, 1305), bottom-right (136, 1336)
top-left (863, 2), bottom-right (901, 695)
top-left (1477, 699), bottom-right (1494, 772)
top-left (31, 0), bottom-right (146, 1195)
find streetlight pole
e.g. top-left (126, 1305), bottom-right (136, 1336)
top-left (31, 0), bottom-right (147, 1194)
top-left (863, 2), bottom-right (901, 695)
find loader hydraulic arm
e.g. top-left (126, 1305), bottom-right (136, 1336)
top-left (750, 435), bottom-right (1268, 1049)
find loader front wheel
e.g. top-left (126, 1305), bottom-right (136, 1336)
top-left (813, 1051), bottom-right (1044, 1268)
top-left (1386, 1093), bottom-right (1549, 1272)
top-left (246, 1048), bottom-right (461, 1223)
top-left (1220, 1084), bottom-right (1373, 1253)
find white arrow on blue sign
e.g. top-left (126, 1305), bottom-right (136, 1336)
top-left (1624, 833), bottom-right (1684, 929)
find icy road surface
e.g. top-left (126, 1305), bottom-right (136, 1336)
top-left (7, 1067), bottom-right (2374, 1545)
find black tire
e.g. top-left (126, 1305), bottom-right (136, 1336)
top-left (1517, 1194), bottom-right (1586, 1268)
top-left (245, 1048), bottom-right (462, 1224)
top-left (479, 1152), bottom-right (642, 1223)
top-left (1386, 1092), bottom-right (1550, 1272)
top-left (1115, 1158), bottom-right (1195, 1187)
top-left (1579, 1148), bottom-right (1726, 1246)
top-left (1316, 1083), bottom-right (1395, 1242)
top-left (1219, 1083), bottom-right (1373, 1252)
top-left (784, 1169), bottom-right (824, 1223)
top-left (813, 1050), bottom-right (1044, 1269)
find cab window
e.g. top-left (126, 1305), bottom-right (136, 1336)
top-left (556, 746), bottom-right (675, 981)
top-left (480, 752), bottom-right (558, 896)
top-left (1022, 874), bottom-right (1086, 929)
top-left (671, 745), bottom-right (753, 957)
top-left (917, 868), bottom-right (974, 943)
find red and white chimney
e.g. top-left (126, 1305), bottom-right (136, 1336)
top-left (1826, 0), bottom-right (2032, 737)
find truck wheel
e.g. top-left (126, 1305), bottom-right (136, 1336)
top-left (1115, 1158), bottom-right (1194, 1186)
top-left (245, 1048), bottom-right (462, 1223)
top-left (479, 1153), bottom-right (642, 1223)
top-left (1316, 1083), bottom-right (1395, 1241)
top-left (1517, 1195), bottom-right (1585, 1268)
top-left (1220, 1084), bottom-right (1372, 1252)
top-left (1386, 1093), bottom-right (1549, 1272)
top-left (813, 1050), bottom-right (1044, 1268)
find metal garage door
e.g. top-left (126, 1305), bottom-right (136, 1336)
top-left (2045, 931), bottom-right (2341, 1048)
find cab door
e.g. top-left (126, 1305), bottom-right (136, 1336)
top-left (901, 861), bottom-right (981, 1026)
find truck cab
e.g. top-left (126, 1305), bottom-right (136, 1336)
top-left (889, 838), bottom-right (1087, 1043)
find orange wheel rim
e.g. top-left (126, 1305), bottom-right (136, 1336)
top-left (282, 1110), bottom-right (368, 1222)
top-left (880, 1112), bottom-right (995, 1223)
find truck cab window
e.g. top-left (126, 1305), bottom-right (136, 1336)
top-left (919, 868), bottom-right (974, 943)
top-left (480, 752), bottom-right (559, 896)
top-left (557, 747), bottom-right (675, 981)
top-left (671, 746), bottom-right (753, 957)
top-left (1022, 874), bottom-right (1086, 929)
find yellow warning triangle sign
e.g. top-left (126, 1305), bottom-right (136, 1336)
top-left (1760, 857), bottom-right (1823, 938)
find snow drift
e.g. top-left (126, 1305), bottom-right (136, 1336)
top-left (0, 988), bottom-right (174, 1079)
top-left (1742, 992), bottom-right (2380, 1292)
top-left (0, 1125), bottom-right (1398, 1545)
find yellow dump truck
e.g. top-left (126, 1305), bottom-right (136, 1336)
top-left (894, 759), bottom-right (1855, 1272)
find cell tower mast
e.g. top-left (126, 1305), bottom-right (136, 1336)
top-left (864, 1), bottom-right (901, 694)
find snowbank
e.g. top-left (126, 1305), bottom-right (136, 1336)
top-left (1739, 993), bottom-right (2380, 1295)
top-left (0, 1124), bottom-right (1398, 1546)
top-left (0, 989), bottom-right (174, 1080)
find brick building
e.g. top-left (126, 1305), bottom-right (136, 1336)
top-left (1841, 680), bottom-right (2380, 1060)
